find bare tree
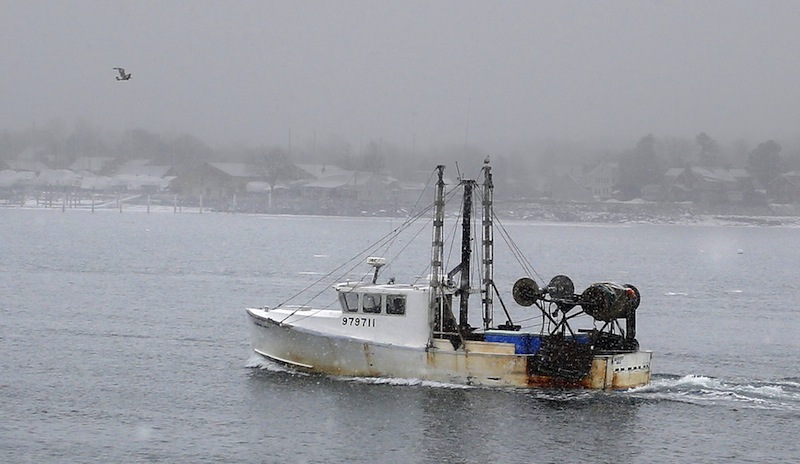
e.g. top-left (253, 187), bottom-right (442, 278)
top-left (258, 146), bottom-right (293, 194)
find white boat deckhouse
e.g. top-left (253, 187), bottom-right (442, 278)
top-left (247, 161), bottom-right (652, 389)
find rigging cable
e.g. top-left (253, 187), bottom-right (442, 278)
top-left (469, 185), bottom-right (542, 282)
top-left (380, 169), bottom-right (437, 260)
top-left (278, 203), bottom-right (438, 324)
top-left (276, 168), bottom-right (443, 323)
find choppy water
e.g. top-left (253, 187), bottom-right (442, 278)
top-left (2, 208), bottom-right (799, 463)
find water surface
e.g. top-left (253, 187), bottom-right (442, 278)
top-left (2, 209), bottom-right (798, 463)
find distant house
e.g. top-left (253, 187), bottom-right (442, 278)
top-left (112, 160), bottom-right (175, 192)
top-left (666, 166), bottom-right (749, 204)
top-left (584, 160), bottom-right (619, 200)
top-left (729, 168), bottom-right (755, 196)
top-left (2, 152), bottom-right (49, 191)
top-left (663, 167), bottom-right (684, 186)
top-left (0, 169), bottom-right (36, 189)
top-left (354, 173), bottom-right (403, 205)
top-left (170, 162), bottom-right (263, 200)
top-left (115, 162), bottom-right (173, 178)
top-left (299, 172), bottom-right (358, 200)
top-left (399, 170), bottom-right (457, 204)
top-left (295, 164), bottom-right (349, 179)
top-left (5, 159), bottom-right (49, 173)
top-left (35, 169), bottom-right (81, 188)
top-left (290, 163), bottom-right (422, 207)
top-left (69, 157), bottom-right (114, 175)
top-left (393, 181), bottom-right (427, 206)
top-left (540, 162), bottom-right (624, 201)
top-left (297, 170), bottom-right (403, 204)
top-left (640, 183), bottom-right (664, 202)
top-left (79, 174), bottom-right (114, 191)
top-left (768, 171), bottom-right (800, 204)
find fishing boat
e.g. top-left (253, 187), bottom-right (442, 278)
top-left (246, 161), bottom-right (651, 389)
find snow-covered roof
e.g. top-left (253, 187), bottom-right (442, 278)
top-left (5, 159), bottom-right (49, 172)
top-left (120, 159), bottom-right (153, 167)
top-left (769, 171), bottom-right (800, 187)
top-left (35, 169), bottom-right (81, 187)
top-left (728, 168), bottom-right (752, 179)
top-left (302, 172), bottom-right (356, 189)
top-left (70, 157), bottom-right (114, 172)
top-left (295, 164), bottom-right (349, 178)
top-left (585, 160), bottom-right (619, 177)
top-left (113, 174), bottom-right (175, 190)
top-left (301, 171), bottom-right (398, 189)
top-left (116, 165), bottom-right (172, 177)
top-left (689, 167), bottom-right (737, 183)
top-left (208, 162), bottom-right (261, 178)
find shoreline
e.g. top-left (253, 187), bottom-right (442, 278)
top-left (3, 199), bottom-right (800, 227)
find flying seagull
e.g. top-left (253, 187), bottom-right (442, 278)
top-left (113, 67), bottom-right (131, 81)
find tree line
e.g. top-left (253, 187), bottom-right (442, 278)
top-left (2, 119), bottom-right (799, 198)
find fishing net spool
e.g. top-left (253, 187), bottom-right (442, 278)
top-left (513, 276), bottom-right (642, 323)
top-left (580, 282), bottom-right (640, 322)
top-left (512, 277), bottom-right (540, 306)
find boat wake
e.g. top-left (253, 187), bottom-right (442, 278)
top-left (629, 374), bottom-right (800, 412)
top-left (338, 376), bottom-right (473, 389)
top-left (245, 355), bottom-right (470, 388)
top-left (245, 354), bottom-right (309, 376)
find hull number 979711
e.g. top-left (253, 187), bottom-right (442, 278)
top-left (342, 317), bottom-right (376, 327)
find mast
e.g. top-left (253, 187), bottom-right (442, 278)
top-left (482, 160), bottom-right (494, 330)
top-left (430, 165), bottom-right (445, 289)
top-left (458, 180), bottom-right (473, 332)
top-left (430, 166), bottom-right (447, 343)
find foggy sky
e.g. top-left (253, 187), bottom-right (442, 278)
top-left (3, 0), bottom-right (800, 152)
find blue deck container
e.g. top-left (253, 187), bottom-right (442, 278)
top-left (568, 332), bottom-right (591, 344)
top-left (529, 334), bottom-right (543, 353)
top-left (485, 331), bottom-right (544, 354)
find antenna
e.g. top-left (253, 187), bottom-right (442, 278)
top-left (464, 97), bottom-right (471, 151)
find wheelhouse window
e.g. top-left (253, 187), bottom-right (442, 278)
top-left (386, 295), bottom-right (406, 315)
top-left (339, 292), bottom-right (359, 312)
top-left (362, 294), bottom-right (382, 314)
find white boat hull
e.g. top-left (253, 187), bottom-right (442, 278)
top-left (247, 308), bottom-right (651, 390)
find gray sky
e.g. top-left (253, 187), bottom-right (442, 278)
top-left (2, 0), bottom-right (799, 152)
